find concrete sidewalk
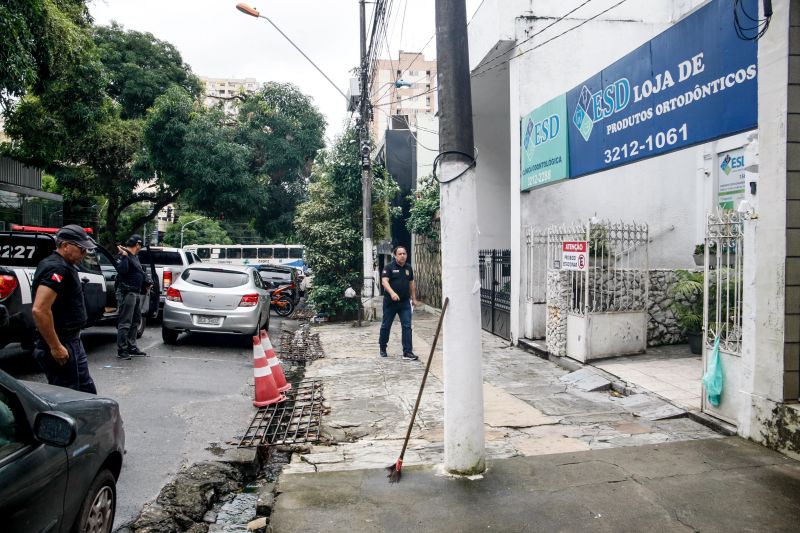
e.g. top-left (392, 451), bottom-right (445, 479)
top-left (272, 437), bottom-right (800, 532)
top-left (267, 309), bottom-right (800, 531)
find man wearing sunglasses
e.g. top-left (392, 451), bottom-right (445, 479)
top-left (30, 224), bottom-right (97, 394)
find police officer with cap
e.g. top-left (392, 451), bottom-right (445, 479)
top-left (31, 224), bottom-right (97, 393)
top-left (115, 234), bottom-right (150, 359)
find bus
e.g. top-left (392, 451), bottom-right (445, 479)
top-left (183, 244), bottom-right (307, 270)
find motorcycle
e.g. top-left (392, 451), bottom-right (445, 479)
top-left (270, 284), bottom-right (295, 317)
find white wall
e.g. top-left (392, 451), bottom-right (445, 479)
top-left (473, 68), bottom-right (511, 249)
top-left (416, 114), bottom-right (439, 184)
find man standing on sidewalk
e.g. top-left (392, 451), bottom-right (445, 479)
top-left (115, 234), bottom-right (150, 359)
top-left (379, 245), bottom-right (418, 360)
top-left (31, 224), bottom-right (97, 393)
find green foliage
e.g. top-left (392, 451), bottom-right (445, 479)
top-left (162, 214), bottom-right (232, 247)
top-left (236, 83), bottom-right (326, 239)
top-left (295, 127), bottom-right (398, 316)
top-left (670, 270), bottom-right (704, 333)
top-left (92, 23), bottom-right (201, 119)
top-left (406, 174), bottom-right (439, 241)
top-left (0, 0), bottom-right (92, 109)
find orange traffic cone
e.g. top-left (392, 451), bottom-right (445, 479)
top-left (260, 329), bottom-right (291, 392)
top-left (252, 336), bottom-right (284, 407)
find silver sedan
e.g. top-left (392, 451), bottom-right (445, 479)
top-left (161, 265), bottom-right (270, 344)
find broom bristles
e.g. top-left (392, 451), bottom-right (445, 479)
top-left (386, 459), bottom-right (402, 483)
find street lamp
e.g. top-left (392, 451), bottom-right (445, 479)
top-left (180, 217), bottom-right (206, 249)
top-left (235, 3), bottom-right (349, 103)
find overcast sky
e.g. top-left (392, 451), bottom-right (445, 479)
top-left (89, 0), bottom-right (483, 143)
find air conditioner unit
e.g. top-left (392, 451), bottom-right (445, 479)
top-left (347, 78), bottom-right (360, 112)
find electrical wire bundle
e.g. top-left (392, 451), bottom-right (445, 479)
top-left (734, 0), bottom-right (772, 41)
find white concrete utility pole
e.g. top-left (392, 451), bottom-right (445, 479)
top-left (435, 0), bottom-right (486, 475)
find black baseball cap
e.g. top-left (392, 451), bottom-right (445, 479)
top-left (126, 234), bottom-right (144, 247)
top-left (56, 224), bottom-right (95, 250)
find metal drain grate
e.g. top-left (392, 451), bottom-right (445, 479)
top-left (278, 330), bottom-right (325, 362)
top-left (238, 379), bottom-right (324, 447)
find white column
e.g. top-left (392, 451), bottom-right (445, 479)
top-left (441, 162), bottom-right (486, 474)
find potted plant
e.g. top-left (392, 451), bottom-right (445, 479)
top-left (693, 242), bottom-right (716, 266)
top-left (588, 225), bottom-right (614, 267)
top-left (670, 270), bottom-right (704, 354)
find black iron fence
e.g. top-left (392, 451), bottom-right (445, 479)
top-left (479, 249), bottom-right (511, 339)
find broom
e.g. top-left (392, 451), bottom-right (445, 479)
top-left (387, 296), bottom-right (449, 483)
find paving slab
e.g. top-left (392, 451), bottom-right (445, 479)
top-left (271, 437), bottom-right (800, 533)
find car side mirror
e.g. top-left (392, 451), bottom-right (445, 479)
top-left (33, 411), bottom-right (77, 448)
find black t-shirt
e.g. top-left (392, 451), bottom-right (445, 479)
top-left (31, 252), bottom-right (87, 336)
top-left (381, 260), bottom-right (414, 302)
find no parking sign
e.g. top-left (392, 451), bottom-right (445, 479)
top-left (562, 242), bottom-right (588, 271)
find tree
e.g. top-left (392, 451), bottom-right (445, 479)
top-left (93, 23), bottom-right (201, 119)
top-left (2, 22), bottom-right (201, 247)
top-left (162, 214), bottom-right (232, 247)
top-left (0, 0), bottom-right (93, 110)
top-left (295, 127), bottom-right (398, 316)
top-left (235, 83), bottom-right (326, 240)
top-left (143, 83), bottom-right (326, 242)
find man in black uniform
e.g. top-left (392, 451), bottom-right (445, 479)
top-left (379, 245), bottom-right (418, 360)
top-left (115, 234), bottom-right (150, 359)
top-left (31, 225), bottom-right (97, 394)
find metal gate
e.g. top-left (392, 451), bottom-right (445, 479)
top-left (479, 249), bottom-right (511, 340)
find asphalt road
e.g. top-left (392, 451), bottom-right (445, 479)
top-left (1, 314), bottom-right (295, 530)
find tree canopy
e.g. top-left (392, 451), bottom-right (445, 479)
top-left (162, 214), bottom-right (232, 247)
top-left (2, 12), bottom-right (326, 248)
top-left (295, 127), bottom-right (398, 315)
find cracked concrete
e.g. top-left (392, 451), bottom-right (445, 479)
top-left (284, 308), bottom-right (719, 475)
top-left (268, 309), bottom-right (800, 531)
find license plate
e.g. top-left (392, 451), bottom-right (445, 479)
top-left (197, 315), bottom-right (221, 325)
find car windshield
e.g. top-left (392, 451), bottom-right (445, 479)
top-left (138, 250), bottom-right (183, 266)
top-left (182, 268), bottom-right (248, 288)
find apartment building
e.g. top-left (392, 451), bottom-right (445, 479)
top-left (199, 76), bottom-right (262, 112)
top-left (370, 51), bottom-right (437, 142)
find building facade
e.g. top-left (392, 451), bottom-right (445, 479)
top-left (0, 157), bottom-right (62, 229)
top-left (467, 0), bottom-right (799, 455)
top-left (370, 51), bottom-right (438, 143)
top-left (199, 76), bottom-right (261, 112)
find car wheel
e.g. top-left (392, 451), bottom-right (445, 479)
top-left (162, 326), bottom-right (179, 345)
top-left (275, 296), bottom-right (294, 317)
top-left (72, 469), bottom-right (115, 533)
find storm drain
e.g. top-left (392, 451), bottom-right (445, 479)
top-left (278, 329), bottom-right (325, 362)
top-left (238, 379), bottom-right (324, 447)
top-left (292, 307), bottom-right (317, 321)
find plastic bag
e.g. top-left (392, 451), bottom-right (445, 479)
top-left (702, 336), bottom-right (723, 407)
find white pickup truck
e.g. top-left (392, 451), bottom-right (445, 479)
top-left (137, 246), bottom-right (202, 316)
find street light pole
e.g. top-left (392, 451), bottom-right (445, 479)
top-left (180, 217), bottom-right (206, 249)
top-left (236, 3), bottom-right (349, 103)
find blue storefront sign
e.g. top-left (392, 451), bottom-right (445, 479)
top-left (565, 0), bottom-right (758, 177)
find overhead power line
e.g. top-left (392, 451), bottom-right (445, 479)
top-left (472, 0), bottom-right (631, 79)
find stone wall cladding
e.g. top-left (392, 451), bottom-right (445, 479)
top-left (647, 269), bottom-right (697, 347)
top-left (546, 269), bottom-right (569, 356)
top-left (544, 268), bottom-right (697, 353)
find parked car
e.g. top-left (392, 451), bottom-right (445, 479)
top-left (137, 246), bottom-right (201, 317)
top-left (0, 230), bottom-right (160, 350)
top-left (0, 368), bottom-right (125, 532)
top-left (255, 264), bottom-right (301, 302)
top-left (161, 265), bottom-right (270, 344)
